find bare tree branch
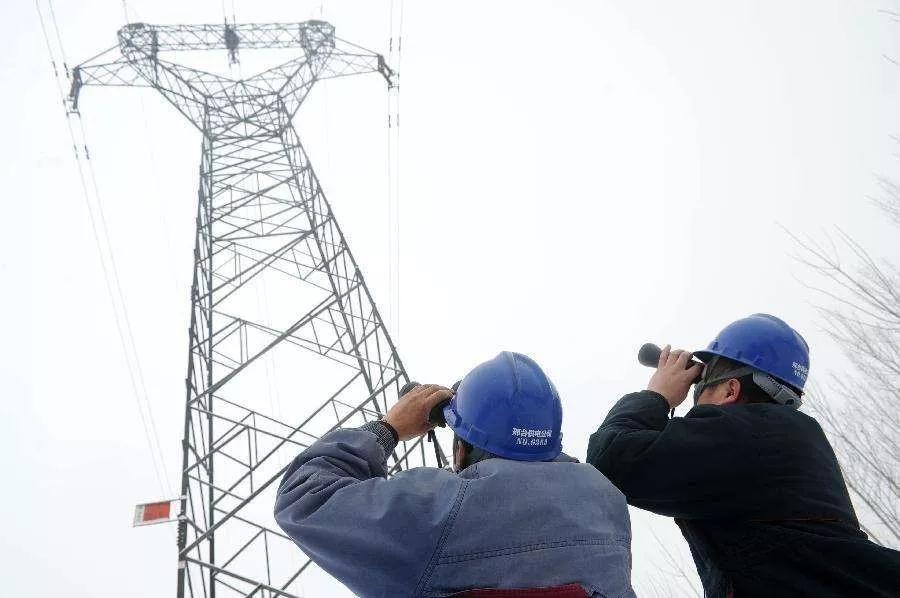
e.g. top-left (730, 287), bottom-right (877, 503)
top-left (792, 181), bottom-right (900, 550)
top-left (645, 526), bottom-right (703, 598)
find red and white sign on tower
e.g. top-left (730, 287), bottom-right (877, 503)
top-left (133, 499), bottom-right (179, 527)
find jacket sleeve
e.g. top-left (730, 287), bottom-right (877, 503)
top-left (586, 390), bottom-right (778, 520)
top-left (274, 427), bottom-right (465, 597)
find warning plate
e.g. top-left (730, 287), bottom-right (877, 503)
top-left (133, 499), bottom-right (179, 527)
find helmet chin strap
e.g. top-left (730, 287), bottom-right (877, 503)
top-left (692, 357), bottom-right (802, 409)
top-left (751, 371), bottom-right (802, 408)
top-left (692, 356), bottom-right (720, 405)
top-left (427, 429), bottom-right (446, 468)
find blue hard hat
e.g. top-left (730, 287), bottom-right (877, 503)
top-left (694, 314), bottom-right (810, 392)
top-left (442, 352), bottom-right (563, 461)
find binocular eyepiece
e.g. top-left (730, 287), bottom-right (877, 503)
top-left (399, 380), bottom-right (459, 427)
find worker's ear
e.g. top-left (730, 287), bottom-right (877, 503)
top-left (453, 437), bottom-right (468, 472)
top-left (720, 378), bottom-right (742, 406)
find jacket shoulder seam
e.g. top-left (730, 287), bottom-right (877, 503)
top-left (412, 478), bottom-right (470, 596)
top-left (436, 536), bottom-right (631, 564)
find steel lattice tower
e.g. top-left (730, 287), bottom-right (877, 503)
top-left (69, 20), bottom-right (444, 597)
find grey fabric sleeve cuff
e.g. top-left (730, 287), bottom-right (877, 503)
top-left (358, 421), bottom-right (398, 459)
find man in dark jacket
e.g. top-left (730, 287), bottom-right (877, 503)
top-left (587, 314), bottom-right (900, 597)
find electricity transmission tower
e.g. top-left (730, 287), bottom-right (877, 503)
top-left (69, 20), bottom-right (443, 597)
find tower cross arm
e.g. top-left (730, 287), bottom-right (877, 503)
top-left (319, 47), bottom-right (396, 88)
top-left (69, 29), bottom-right (232, 129)
top-left (68, 51), bottom-right (222, 129)
top-left (256, 39), bottom-right (396, 128)
top-left (67, 46), bottom-right (147, 113)
top-left (69, 21), bottom-right (394, 123)
top-left (121, 20), bottom-right (338, 53)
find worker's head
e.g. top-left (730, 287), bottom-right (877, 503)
top-left (693, 314), bottom-right (809, 408)
top-left (442, 352), bottom-right (563, 471)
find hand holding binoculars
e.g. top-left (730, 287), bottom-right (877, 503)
top-left (399, 380), bottom-right (459, 427)
top-left (638, 343), bottom-right (703, 384)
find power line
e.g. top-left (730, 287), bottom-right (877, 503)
top-left (396, 0), bottom-right (404, 346)
top-left (386, 0), bottom-right (394, 341)
top-left (78, 115), bottom-right (174, 496)
top-left (386, 0), bottom-right (403, 344)
top-left (46, 0), bottom-right (68, 74)
top-left (34, 0), bottom-right (172, 497)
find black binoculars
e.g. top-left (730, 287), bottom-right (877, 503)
top-left (399, 380), bottom-right (460, 427)
top-left (638, 343), bottom-right (703, 384)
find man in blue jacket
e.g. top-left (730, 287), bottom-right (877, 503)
top-left (587, 314), bottom-right (900, 597)
top-left (275, 352), bottom-right (635, 598)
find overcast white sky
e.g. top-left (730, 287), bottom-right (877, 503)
top-left (3, 0), bottom-right (899, 596)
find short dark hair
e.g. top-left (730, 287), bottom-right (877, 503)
top-left (704, 356), bottom-right (774, 404)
